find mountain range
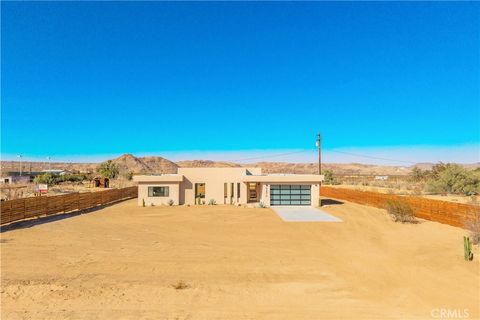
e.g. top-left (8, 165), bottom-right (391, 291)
top-left (1, 153), bottom-right (479, 176)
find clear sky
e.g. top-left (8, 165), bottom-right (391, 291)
top-left (1, 2), bottom-right (479, 164)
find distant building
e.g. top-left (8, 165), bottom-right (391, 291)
top-left (41, 169), bottom-right (72, 176)
top-left (1, 175), bottom-right (31, 184)
top-left (374, 175), bottom-right (389, 181)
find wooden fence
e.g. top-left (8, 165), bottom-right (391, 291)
top-left (0, 186), bottom-right (137, 225)
top-left (320, 186), bottom-right (479, 228)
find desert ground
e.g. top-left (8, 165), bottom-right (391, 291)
top-left (1, 200), bottom-right (479, 319)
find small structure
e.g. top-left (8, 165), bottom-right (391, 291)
top-left (1, 175), bottom-right (31, 184)
top-left (41, 169), bottom-right (72, 176)
top-left (92, 176), bottom-right (110, 188)
top-left (374, 175), bottom-right (389, 181)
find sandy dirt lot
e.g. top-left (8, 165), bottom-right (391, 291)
top-left (1, 200), bottom-right (479, 319)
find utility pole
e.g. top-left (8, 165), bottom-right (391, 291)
top-left (316, 133), bottom-right (321, 175)
top-left (17, 154), bottom-right (23, 176)
top-left (47, 156), bottom-right (51, 170)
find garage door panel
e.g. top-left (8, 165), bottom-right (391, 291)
top-left (270, 185), bottom-right (311, 206)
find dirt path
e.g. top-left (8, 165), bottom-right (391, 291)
top-left (1, 199), bottom-right (479, 319)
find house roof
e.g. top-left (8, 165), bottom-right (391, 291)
top-left (241, 174), bottom-right (324, 183)
top-left (133, 174), bottom-right (184, 182)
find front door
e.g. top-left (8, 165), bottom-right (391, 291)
top-left (248, 183), bottom-right (258, 202)
top-left (195, 183), bottom-right (205, 204)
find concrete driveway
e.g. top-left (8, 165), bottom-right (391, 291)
top-left (272, 206), bottom-right (342, 222)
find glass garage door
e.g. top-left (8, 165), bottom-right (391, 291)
top-left (270, 185), bottom-right (311, 206)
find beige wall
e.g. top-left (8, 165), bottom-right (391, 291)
top-left (135, 168), bottom-right (322, 207)
top-left (178, 168), bottom-right (261, 205)
top-left (138, 182), bottom-right (180, 206)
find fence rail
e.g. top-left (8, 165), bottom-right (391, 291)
top-left (320, 186), bottom-right (479, 228)
top-left (0, 186), bottom-right (138, 225)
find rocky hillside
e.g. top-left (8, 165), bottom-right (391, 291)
top-left (2, 154), bottom-right (479, 177)
top-left (110, 154), bottom-right (178, 174)
top-left (177, 160), bottom-right (241, 168)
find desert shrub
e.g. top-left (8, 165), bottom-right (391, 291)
top-left (423, 163), bottom-right (480, 196)
top-left (57, 174), bottom-right (88, 183)
top-left (168, 199), bottom-right (174, 206)
top-left (258, 201), bottom-right (267, 208)
top-left (33, 173), bottom-right (57, 185)
top-left (171, 280), bottom-right (189, 290)
top-left (124, 171), bottom-right (134, 181)
top-left (97, 160), bottom-right (119, 179)
top-left (384, 199), bottom-right (416, 223)
top-left (410, 167), bottom-right (428, 182)
top-left (208, 199), bottom-right (216, 205)
top-left (323, 170), bottom-right (337, 185)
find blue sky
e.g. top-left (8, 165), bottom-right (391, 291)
top-left (1, 2), bottom-right (479, 164)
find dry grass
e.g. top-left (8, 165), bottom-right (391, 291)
top-left (384, 199), bottom-right (417, 224)
top-left (171, 280), bottom-right (190, 290)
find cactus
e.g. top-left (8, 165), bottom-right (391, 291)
top-left (464, 236), bottom-right (474, 261)
top-left (142, 198), bottom-right (145, 207)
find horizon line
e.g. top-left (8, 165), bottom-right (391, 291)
top-left (1, 144), bottom-right (479, 166)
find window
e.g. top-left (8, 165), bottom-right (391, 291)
top-left (148, 186), bottom-right (169, 197)
top-left (230, 183), bottom-right (234, 198)
top-left (195, 183), bottom-right (205, 199)
top-left (237, 183), bottom-right (240, 199)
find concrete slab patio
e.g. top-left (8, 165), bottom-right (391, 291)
top-left (272, 206), bottom-right (342, 222)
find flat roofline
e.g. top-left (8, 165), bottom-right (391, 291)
top-left (242, 174), bottom-right (324, 183)
top-left (178, 167), bottom-right (258, 170)
top-left (133, 174), bottom-right (184, 182)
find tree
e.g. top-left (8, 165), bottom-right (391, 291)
top-left (424, 164), bottom-right (480, 196)
top-left (97, 160), bottom-right (119, 179)
top-left (323, 170), bottom-right (336, 185)
top-left (410, 166), bottom-right (427, 182)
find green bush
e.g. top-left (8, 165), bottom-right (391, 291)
top-left (57, 174), bottom-right (88, 183)
top-left (124, 171), bottom-right (134, 181)
top-left (423, 164), bottom-right (480, 196)
top-left (97, 160), bottom-right (119, 179)
top-left (410, 167), bottom-right (428, 182)
top-left (323, 170), bottom-right (337, 185)
top-left (384, 199), bottom-right (416, 223)
top-left (33, 173), bottom-right (57, 185)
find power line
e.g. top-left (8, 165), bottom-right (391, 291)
top-left (328, 150), bottom-right (416, 165)
top-left (228, 150), bottom-right (312, 163)
top-left (227, 148), bottom-right (417, 165)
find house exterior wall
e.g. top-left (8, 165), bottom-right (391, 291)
top-left (178, 168), bottom-right (261, 205)
top-left (138, 182), bottom-right (180, 206)
top-left (134, 168), bottom-right (323, 207)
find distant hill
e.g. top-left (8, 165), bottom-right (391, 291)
top-left (1, 154), bottom-right (478, 176)
top-left (177, 160), bottom-right (242, 168)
